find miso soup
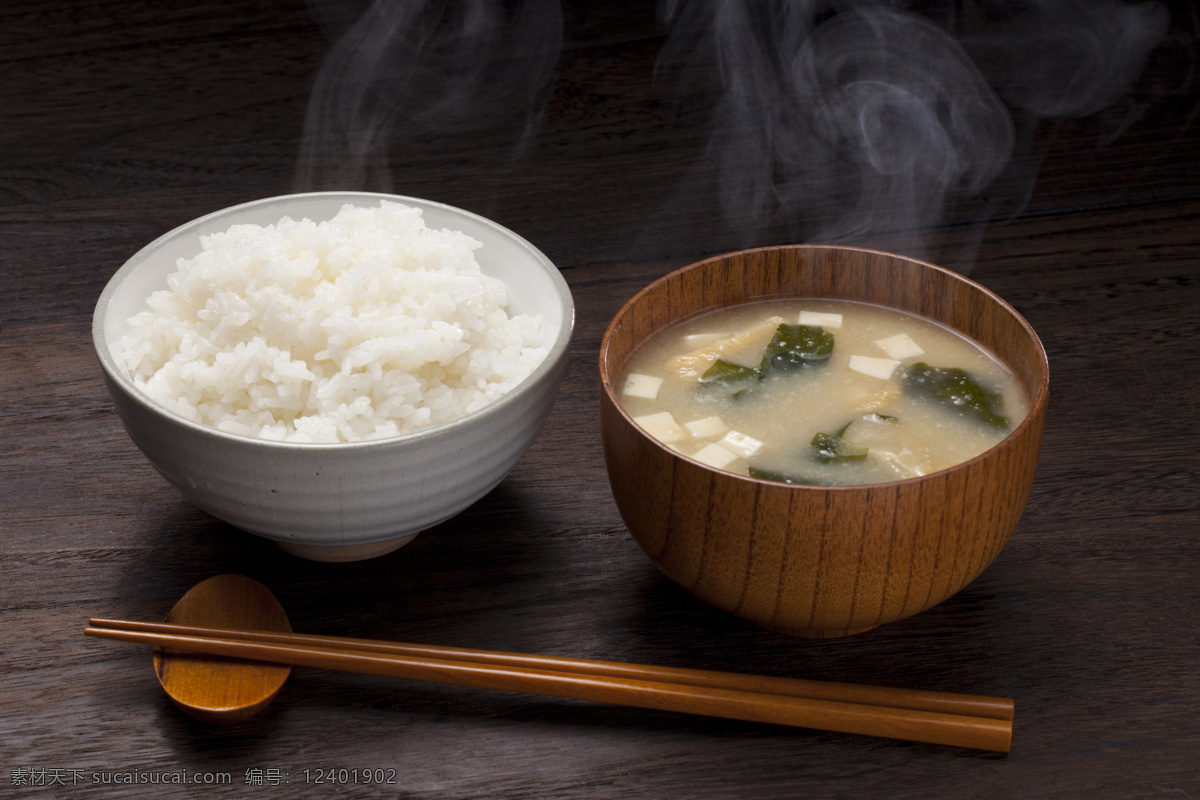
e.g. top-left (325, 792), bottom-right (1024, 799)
top-left (616, 299), bottom-right (1029, 486)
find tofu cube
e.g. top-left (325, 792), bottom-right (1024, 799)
top-left (622, 373), bottom-right (664, 400)
top-left (798, 310), bottom-right (843, 329)
top-left (633, 411), bottom-right (686, 443)
top-left (692, 443), bottom-right (739, 469)
top-left (874, 333), bottom-right (925, 359)
top-left (719, 430), bottom-right (765, 458)
top-left (848, 355), bottom-right (901, 380)
top-left (685, 415), bottom-right (730, 439)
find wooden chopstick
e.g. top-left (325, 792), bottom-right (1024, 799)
top-left (88, 617), bottom-right (1012, 721)
top-left (86, 620), bottom-right (1012, 752)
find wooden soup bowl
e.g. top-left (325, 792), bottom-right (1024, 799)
top-left (599, 246), bottom-right (1049, 637)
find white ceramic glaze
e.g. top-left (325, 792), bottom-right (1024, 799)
top-left (93, 192), bottom-right (574, 561)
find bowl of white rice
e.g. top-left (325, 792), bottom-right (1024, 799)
top-left (93, 192), bottom-right (574, 561)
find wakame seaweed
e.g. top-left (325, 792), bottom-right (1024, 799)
top-left (902, 362), bottom-right (1009, 429)
top-left (697, 324), bottom-right (835, 393)
top-left (698, 358), bottom-right (761, 401)
top-left (760, 324), bottom-right (835, 373)
top-left (699, 358), bottom-right (760, 384)
top-left (748, 465), bottom-right (830, 486)
top-left (810, 422), bottom-right (869, 464)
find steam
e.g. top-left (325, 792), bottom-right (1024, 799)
top-left (292, 0), bottom-right (1172, 266)
top-left (962, 0), bottom-right (1171, 121)
top-left (294, 0), bottom-right (562, 193)
top-left (655, 0), bottom-right (1170, 263)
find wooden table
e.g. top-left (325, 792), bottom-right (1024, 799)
top-left (3, 2), bottom-right (1197, 797)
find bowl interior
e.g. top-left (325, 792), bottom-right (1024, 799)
top-left (97, 192), bottom-right (572, 388)
top-left (601, 245), bottom-right (1047, 421)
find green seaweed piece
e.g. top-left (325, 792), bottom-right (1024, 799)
top-left (759, 324), bottom-right (835, 373)
top-left (902, 362), bottom-right (1009, 429)
top-left (699, 358), bottom-right (760, 384)
top-left (748, 465), bottom-right (830, 486)
top-left (810, 422), bottom-right (869, 464)
top-left (696, 324), bottom-right (834, 400)
top-left (699, 358), bottom-right (761, 401)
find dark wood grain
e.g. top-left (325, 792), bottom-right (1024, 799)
top-left (2, 1), bottom-right (1198, 798)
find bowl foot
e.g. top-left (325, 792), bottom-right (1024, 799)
top-left (759, 622), bottom-right (879, 639)
top-left (275, 533), bottom-right (420, 562)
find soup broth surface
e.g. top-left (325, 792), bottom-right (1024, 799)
top-left (616, 299), bottom-right (1028, 486)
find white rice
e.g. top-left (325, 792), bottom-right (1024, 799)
top-left (119, 201), bottom-right (548, 443)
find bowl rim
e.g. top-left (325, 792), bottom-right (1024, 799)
top-left (598, 243), bottom-right (1049, 490)
top-left (92, 191), bottom-right (575, 451)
